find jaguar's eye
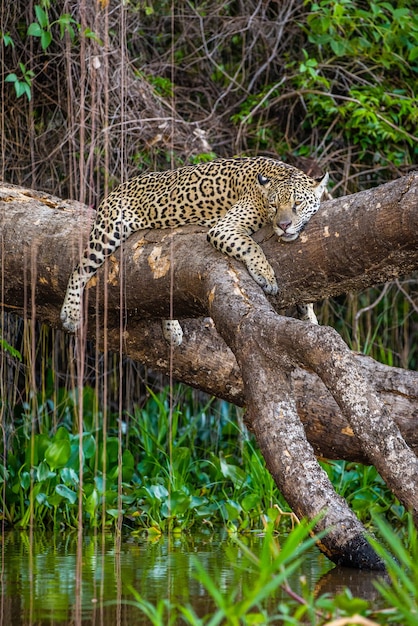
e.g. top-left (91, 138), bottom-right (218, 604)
top-left (258, 173), bottom-right (270, 186)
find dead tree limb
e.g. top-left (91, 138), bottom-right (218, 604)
top-left (1, 172), bottom-right (418, 568)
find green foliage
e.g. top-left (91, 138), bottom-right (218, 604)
top-left (229, 0), bottom-right (418, 174)
top-left (0, 336), bottom-right (22, 361)
top-left (196, 521), bottom-right (321, 625)
top-left (296, 0), bottom-right (418, 168)
top-left (27, 5), bottom-right (53, 51)
top-left (27, 3), bottom-right (100, 50)
top-left (306, 0), bottom-right (418, 66)
top-left (1, 32), bottom-right (14, 48)
top-left (140, 72), bottom-right (174, 98)
top-left (1, 375), bottom-right (409, 559)
top-left (4, 62), bottom-right (34, 101)
top-left (190, 152), bottom-right (218, 163)
top-left (0, 384), bottom-right (288, 531)
top-left (2, 0), bottom-right (418, 194)
top-left (318, 281), bottom-right (418, 371)
top-left (127, 516), bottom-right (418, 624)
top-left (369, 514), bottom-right (418, 625)
top-left (3, 3), bottom-right (101, 102)
top-left (129, 520), bottom-right (324, 625)
top-left (321, 460), bottom-right (407, 528)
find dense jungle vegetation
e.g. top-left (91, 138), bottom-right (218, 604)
top-left (1, 1), bottom-right (418, 622)
top-left (0, 0), bottom-right (417, 533)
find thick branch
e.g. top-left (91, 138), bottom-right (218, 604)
top-left (1, 172), bottom-right (417, 321)
top-left (106, 317), bottom-right (418, 463)
top-left (201, 255), bottom-right (416, 566)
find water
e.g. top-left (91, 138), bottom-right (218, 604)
top-left (0, 529), bottom-right (384, 625)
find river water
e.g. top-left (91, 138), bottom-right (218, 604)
top-left (0, 529), bottom-right (384, 625)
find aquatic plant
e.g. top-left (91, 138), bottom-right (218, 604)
top-left (0, 378), bottom-right (409, 534)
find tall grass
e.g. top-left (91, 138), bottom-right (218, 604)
top-left (318, 278), bottom-right (417, 371)
top-left (127, 514), bottom-right (418, 625)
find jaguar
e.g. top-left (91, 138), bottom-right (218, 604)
top-left (61, 156), bottom-right (328, 344)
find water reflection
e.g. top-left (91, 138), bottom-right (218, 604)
top-left (0, 529), bottom-right (384, 625)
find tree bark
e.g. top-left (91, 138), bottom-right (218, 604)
top-left (1, 173), bottom-right (418, 568)
top-left (110, 317), bottom-right (418, 463)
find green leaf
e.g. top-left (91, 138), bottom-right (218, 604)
top-left (20, 471), bottom-right (31, 490)
top-left (0, 465), bottom-right (9, 484)
top-left (4, 73), bottom-right (17, 83)
top-left (408, 46), bottom-right (418, 62)
top-left (392, 8), bottom-right (410, 19)
top-left (14, 82), bottom-right (26, 99)
top-left (82, 434), bottom-right (96, 459)
top-left (1, 32), bottom-right (14, 47)
top-left (27, 23), bottom-right (43, 37)
top-left (35, 492), bottom-right (52, 507)
top-left (40, 30), bottom-right (52, 50)
top-left (219, 455), bottom-right (246, 487)
top-left (147, 484), bottom-right (169, 501)
top-left (55, 484), bottom-right (77, 504)
top-left (330, 38), bottom-right (348, 56)
top-left (107, 508), bottom-right (124, 518)
top-left (60, 467), bottom-right (79, 487)
top-left (23, 82), bottom-right (32, 101)
top-left (165, 491), bottom-right (191, 516)
top-left (55, 426), bottom-right (70, 441)
top-left (37, 460), bottom-right (53, 482)
top-left (18, 62), bottom-right (33, 78)
top-left (82, 27), bottom-right (103, 45)
top-left (122, 449), bottom-right (135, 481)
top-left (34, 5), bottom-right (49, 29)
top-left (333, 589), bottom-right (369, 615)
top-left (244, 613), bottom-right (268, 624)
top-left (85, 488), bottom-right (99, 518)
top-left (45, 440), bottom-right (71, 470)
top-left (57, 14), bottom-right (76, 40)
top-left (241, 493), bottom-right (260, 512)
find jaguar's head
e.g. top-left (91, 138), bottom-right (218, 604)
top-left (258, 170), bottom-right (329, 242)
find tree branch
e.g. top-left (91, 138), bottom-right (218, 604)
top-left (1, 173), bottom-right (418, 568)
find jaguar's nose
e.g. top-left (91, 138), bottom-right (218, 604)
top-left (279, 220), bottom-right (292, 232)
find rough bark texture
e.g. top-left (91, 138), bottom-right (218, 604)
top-left (106, 317), bottom-right (418, 463)
top-left (1, 174), bottom-right (418, 568)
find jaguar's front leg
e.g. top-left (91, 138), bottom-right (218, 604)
top-left (207, 207), bottom-right (278, 296)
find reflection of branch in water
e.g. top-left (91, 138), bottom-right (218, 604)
top-left (315, 565), bottom-right (389, 604)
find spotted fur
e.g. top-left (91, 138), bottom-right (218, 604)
top-left (61, 156), bottom-right (328, 343)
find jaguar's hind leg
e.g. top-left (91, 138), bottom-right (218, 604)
top-left (162, 319), bottom-right (184, 346)
top-left (296, 303), bottom-right (318, 324)
top-left (61, 204), bottom-right (138, 333)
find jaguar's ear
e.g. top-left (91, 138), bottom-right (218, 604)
top-left (313, 172), bottom-right (329, 198)
top-left (258, 173), bottom-right (270, 187)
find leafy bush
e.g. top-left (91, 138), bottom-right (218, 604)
top-left (298, 0), bottom-right (418, 173)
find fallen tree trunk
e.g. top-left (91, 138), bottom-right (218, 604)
top-left (1, 173), bottom-right (418, 568)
